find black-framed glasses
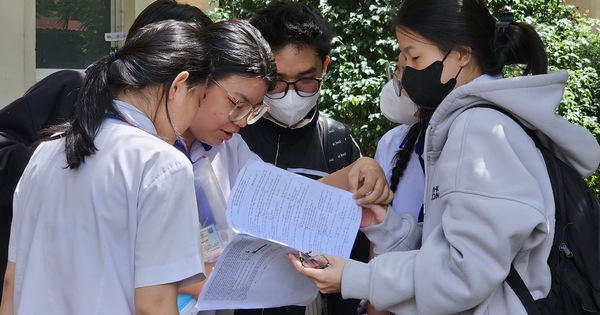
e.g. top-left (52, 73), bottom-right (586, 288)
top-left (386, 62), bottom-right (403, 97)
top-left (266, 77), bottom-right (323, 99)
top-left (212, 79), bottom-right (270, 125)
top-left (297, 251), bottom-right (330, 269)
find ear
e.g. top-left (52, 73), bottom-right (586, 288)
top-left (322, 55), bottom-right (331, 76)
top-left (456, 46), bottom-right (473, 67)
top-left (168, 71), bottom-right (191, 101)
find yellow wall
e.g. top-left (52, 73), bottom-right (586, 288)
top-left (568, 0), bottom-right (600, 18)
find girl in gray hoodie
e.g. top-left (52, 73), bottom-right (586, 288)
top-left (288, 0), bottom-right (600, 314)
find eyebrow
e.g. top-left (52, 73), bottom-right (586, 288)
top-left (230, 92), bottom-right (263, 107)
top-left (278, 66), bottom-right (318, 79)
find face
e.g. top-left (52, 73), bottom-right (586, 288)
top-left (395, 28), bottom-right (466, 89)
top-left (273, 44), bottom-right (329, 89)
top-left (187, 75), bottom-right (268, 146)
top-left (162, 75), bottom-right (207, 144)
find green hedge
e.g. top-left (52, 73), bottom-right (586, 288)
top-left (210, 0), bottom-right (600, 194)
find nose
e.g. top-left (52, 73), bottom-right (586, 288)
top-left (234, 117), bottom-right (248, 128)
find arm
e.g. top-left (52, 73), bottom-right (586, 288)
top-left (178, 262), bottom-right (214, 297)
top-left (135, 283), bottom-right (178, 315)
top-left (0, 262), bottom-right (15, 315)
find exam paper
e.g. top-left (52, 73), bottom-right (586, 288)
top-left (196, 234), bottom-right (318, 310)
top-left (196, 160), bottom-right (362, 310)
top-left (227, 160), bottom-right (361, 258)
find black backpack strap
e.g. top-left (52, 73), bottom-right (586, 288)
top-left (468, 105), bottom-right (544, 315)
top-left (506, 265), bottom-right (542, 315)
top-left (321, 115), bottom-right (354, 173)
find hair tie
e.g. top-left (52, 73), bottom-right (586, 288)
top-left (108, 51), bottom-right (118, 63)
top-left (495, 12), bottom-right (515, 36)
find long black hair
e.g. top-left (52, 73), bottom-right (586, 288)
top-left (59, 20), bottom-right (212, 169)
top-left (388, 0), bottom-right (548, 192)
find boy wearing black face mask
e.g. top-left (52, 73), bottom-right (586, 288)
top-left (237, 1), bottom-right (369, 315)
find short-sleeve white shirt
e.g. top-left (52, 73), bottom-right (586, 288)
top-left (374, 124), bottom-right (425, 219)
top-left (9, 101), bottom-right (204, 314)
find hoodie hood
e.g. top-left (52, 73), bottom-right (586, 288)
top-left (429, 70), bottom-right (599, 177)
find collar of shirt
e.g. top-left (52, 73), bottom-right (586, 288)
top-left (112, 100), bottom-right (157, 135)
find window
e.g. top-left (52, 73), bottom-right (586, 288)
top-left (35, 0), bottom-right (120, 79)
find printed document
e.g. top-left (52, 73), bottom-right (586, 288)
top-left (196, 160), bottom-right (361, 310)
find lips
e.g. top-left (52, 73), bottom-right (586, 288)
top-left (221, 130), bottom-right (233, 141)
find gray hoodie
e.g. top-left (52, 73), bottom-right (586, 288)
top-left (342, 70), bottom-right (600, 314)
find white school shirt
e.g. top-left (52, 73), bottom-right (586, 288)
top-left (374, 124), bottom-right (425, 220)
top-left (9, 101), bottom-right (204, 315)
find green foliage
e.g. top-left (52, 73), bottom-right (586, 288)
top-left (209, 0), bottom-right (600, 194)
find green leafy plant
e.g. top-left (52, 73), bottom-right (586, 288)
top-left (210, 0), bottom-right (600, 194)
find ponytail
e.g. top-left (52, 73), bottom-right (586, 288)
top-left (63, 53), bottom-right (118, 169)
top-left (492, 20), bottom-right (548, 75)
top-left (48, 20), bottom-right (212, 169)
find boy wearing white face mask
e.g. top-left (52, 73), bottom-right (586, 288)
top-left (238, 1), bottom-right (368, 315)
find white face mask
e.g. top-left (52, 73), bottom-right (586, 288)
top-left (379, 79), bottom-right (419, 125)
top-left (265, 89), bottom-right (320, 127)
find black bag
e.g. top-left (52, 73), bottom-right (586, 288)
top-left (471, 105), bottom-right (600, 314)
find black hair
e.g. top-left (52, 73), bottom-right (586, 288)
top-left (127, 0), bottom-right (213, 40)
top-left (388, 0), bottom-right (548, 191)
top-left (59, 20), bottom-right (212, 169)
top-left (392, 0), bottom-right (548, 76)
top-left (389, 108), bottom-right (433, 193)
top-left (199, 19), bottom-right (277, 91)
top-left (249, 0), bottom-right (332, 63)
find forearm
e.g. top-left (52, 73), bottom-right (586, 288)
top-left (135, 283), bottom-right (178, 315)
top-left (0, 262), bottom-right (15, 315)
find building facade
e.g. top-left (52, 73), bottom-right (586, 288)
top-left (0, 0), bottom-right (598, 107)
top-left (0, 0), bottom-right (215, 106)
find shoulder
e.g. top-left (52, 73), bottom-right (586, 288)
top-left (100, 122), bottom-right (192, 181)
top-left (378, 125), bottom-right (411, 147)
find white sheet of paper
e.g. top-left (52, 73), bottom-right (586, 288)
top-left (226, 160), bottom-right (361, 258)
top-left (195, 160), bottom-right (362, 310)
top-left (196, 234), bottom-right (318, 310)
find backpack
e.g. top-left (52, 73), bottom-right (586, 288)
top-left (470, 105), bottom-right (600, 315)
top-left (320, 115), bottom-right (357, 173)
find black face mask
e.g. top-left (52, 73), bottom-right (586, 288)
top-left (401, 51), bottom-right (462, 110)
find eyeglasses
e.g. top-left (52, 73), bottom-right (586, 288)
top-left (212, 79), bottom-right (270, 124)
top-left (297, 251), bottom-right (330, 269)
top-left (386, 62), bottom-right (403, 97)
top-left (266, 78), bottom-right (323, 99)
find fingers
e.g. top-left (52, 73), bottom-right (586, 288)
top-left (286, 253), bottom-right (344, 294)
top-left (354, 177), bottom-right (393, 206)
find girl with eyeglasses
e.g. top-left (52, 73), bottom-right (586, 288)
top-left (176, 20), bottom-right (393, 307)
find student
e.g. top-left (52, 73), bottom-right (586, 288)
top-left (239, 1), bottom-right (370, 314)
top-left (289, 0), bottom-right (600, 314)
top-left (0, 0), bottom-right (213, 300)
top-left (0, 20), bottom-right (212, 315)
top-left (167, 20), bottom-right (391, 315)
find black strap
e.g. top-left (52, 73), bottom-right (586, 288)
top-left (468, 105), bottom-right (542, 315)
top-left (506, 265), bottom-right (542, 315)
